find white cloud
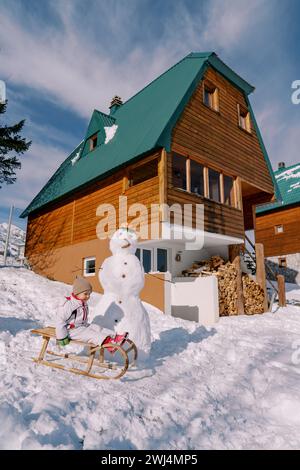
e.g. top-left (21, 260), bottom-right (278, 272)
top-left (0, 0), bottom-right (271, 119)
top-left (0, 142), bottom-right (66, 209)
top-left (202, 0), bottom-right (270, 50)
top-left (256, 102), bottom-right (300, 169)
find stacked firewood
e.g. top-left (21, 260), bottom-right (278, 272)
top-left (181, 255), bottom-right (265, 316)
top-left (242, 275), bottom-right (265, 314)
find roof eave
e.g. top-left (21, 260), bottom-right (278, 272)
top-left (207, 53), bottom-right (255, 95)
top-left (20, 145), bottom-right (163, 219)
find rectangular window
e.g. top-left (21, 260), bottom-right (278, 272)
top-left (135, 248), bottom-right (152, 273)
top-left (129, 160), bottom-right (157, 186)
top-left (275, 225), bottom-right (284, 234)
top-left (237, 104), bottom-right (251, 133)
top-left (172, 153), bottom-right (186, 190)
top-left (90, 134), bottom-right (98, 151)
top-left (203, 82), bottom-right (219, 112)
top-left (190, 160), bottom-right (204, 196)
top-left (83, 257), bottom-right (96, 276)
top-left (142, 249), bottom-right (152, 273)
top-left (209, 169), bottom-right (221, 202)
top-left (173, 155), bottom-right (236, 207)
top-left (157, 248), bottom-right (168, 272)
top-left (136, 247), bottom-right (169, 273)
top-left (278, 257), bottom-right (287, 268)
top-left (223, 175), bottom-right (235, 206)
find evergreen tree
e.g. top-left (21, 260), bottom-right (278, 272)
top-left (0, 101), bottom-right (31, 188)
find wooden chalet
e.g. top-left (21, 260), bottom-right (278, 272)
top-left (21, 52), bottom-right (280, 315)
top-left (256, 162), bottom-right (300, 284)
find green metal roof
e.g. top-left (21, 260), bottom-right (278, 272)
top-left (256, 163), bottom-right (300, 214)
top-left (21, 52), bottom-right (260, 218)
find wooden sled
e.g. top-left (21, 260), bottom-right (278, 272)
top-left (31, 326), bottom-right (138, 380)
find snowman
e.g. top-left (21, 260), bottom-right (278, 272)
top-left (96, 227), bottom-right (151, 360)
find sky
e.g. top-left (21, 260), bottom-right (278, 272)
top-left (0, 0), bottom-right (299, 230)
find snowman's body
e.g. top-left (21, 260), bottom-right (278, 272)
top-left (97, 229), bottom-right (151, 359)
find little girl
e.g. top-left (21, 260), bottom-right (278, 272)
top-left (56, 275), bottom-right (127, 352)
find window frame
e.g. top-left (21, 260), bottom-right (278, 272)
top-left (208, 167), bottom-right (221, 203)
top-left (135, 247), bottom-right (171, 273)
top-left (89, 134), bottom-right (98, 151)
top-left (275, 224), bottom-right (284, 234)
top-left (237, 103), bottom-right (251, 133)
top-left (190, 159), bottom-right (205, 197)
top-left (171, 153), bottom-right (237, 209)
top-left (83, 256), bottom-right (96, 277)
top-left (203, 81), bottom-right (219, 113)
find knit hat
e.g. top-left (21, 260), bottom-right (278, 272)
top-left (73, 276), bottom-right (92, 295)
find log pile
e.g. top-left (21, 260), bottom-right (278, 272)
top-left (242, 275), bottom-right (265, 314)
top-left (181, 255), bottom-right (265, 316)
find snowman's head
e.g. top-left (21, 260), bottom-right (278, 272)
top-left (110, 227), bottom-right (138, 255)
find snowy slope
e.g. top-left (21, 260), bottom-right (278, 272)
top-left (0, 223), bottom-right (25, 257)
top-left (1, 267), bottom-right (300, 450)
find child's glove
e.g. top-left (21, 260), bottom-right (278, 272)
top-left (57, 336), bottom-right (70, 347)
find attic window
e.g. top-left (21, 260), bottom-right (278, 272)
top-left (275, 224), bottom-right (284, 234)
top-left (90, 134), bottom-right (98, 151)
top-left (203, 81), bottom-right (219, 112)
top-left (237, 104), bottom-right (251, 133)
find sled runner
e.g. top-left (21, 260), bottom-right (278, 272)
top-left (31, 326), bottom-right (138, 380)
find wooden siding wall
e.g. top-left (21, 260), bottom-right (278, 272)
top-left (243, 192), bottom-right (274, 231)
top-left (167, 158), bottom-right (245, 239)
top-left (171, 67), bottom-right (274, 194)
top-left (255, 205), bottom-right (300, 257)
top-left (26, 151), bottom-right (161, 259)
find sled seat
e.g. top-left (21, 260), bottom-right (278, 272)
top-left (31, 326), bottom-right (137, 380)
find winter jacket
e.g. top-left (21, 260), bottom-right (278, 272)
top-left (56, 293), bottom-right (89, 340)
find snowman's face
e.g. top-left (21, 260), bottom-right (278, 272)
top-left (110, 228), bottom-right (138, 255)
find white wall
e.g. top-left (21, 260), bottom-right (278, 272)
top-left (171, 275), bottom-right (219, 326)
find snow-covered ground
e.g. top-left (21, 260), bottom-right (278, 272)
top-left (0, 267), bottom-right (300, 450)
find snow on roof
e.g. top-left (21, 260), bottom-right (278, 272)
top-left (276, 164), bottom-right (300, 182)
top-left (104, 124), bottom-right (118, 144)
top-left (71, 150), bottom-right (81, 166)
top-left (257, 162), bottom-right (300, 214)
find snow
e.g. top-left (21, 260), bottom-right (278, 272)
top-left (104, 124), bottom-right (118, 144)
top-left (1, 267), bottom-right (300, 449)
top-left (276, 164), bottom-right (300, 194)
top-left (276, 164), bottom-right (300, 182)
top-left (71, 150), bottom-right (81, 166)
top-left (287, 181), bottom-right (300, 192)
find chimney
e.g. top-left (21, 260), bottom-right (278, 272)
top-left (278, 162), bottom-right (285, 169)
top-left (109, 95), bottom-right (123, 115)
